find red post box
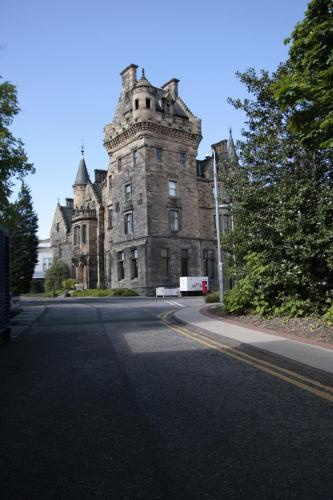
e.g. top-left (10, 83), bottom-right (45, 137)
top-left (201, 280), bottom-right (208, 295)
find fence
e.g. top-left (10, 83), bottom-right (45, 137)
top-left (0, 225), bottom-right (11, 339)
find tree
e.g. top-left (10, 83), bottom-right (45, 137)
top-left (223, 67), bottom-right (333, 315)
top-left (273, 0), bottom-right (333, 149)
top-left (0, 79), bottom-right (34, 215)
top-left (44, 258), bottom-right (70, 295)
top-left (3, 182), bottom-right (39, 294)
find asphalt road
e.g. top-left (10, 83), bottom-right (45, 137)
top-left (1, 297), bottom-right (332, 500)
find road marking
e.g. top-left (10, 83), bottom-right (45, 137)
top-left (160, 312), bottom-right (333, 403)
top-left (166, 301), bottom-right (185, 308)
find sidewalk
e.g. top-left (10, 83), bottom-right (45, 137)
top-left (10, 305), bottom-right (46, 338)
top-left (174, 306), bottom-right (333, 375)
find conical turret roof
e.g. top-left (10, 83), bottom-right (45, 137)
top-left (135, 68), bottom-right (153, 88)
top-left (227, 128), bottom-right (236, 160)
top-left (73, 150), bottom-right (90, 186)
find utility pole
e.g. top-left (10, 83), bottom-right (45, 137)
top-left (212, 146), bottom-right (224, 307)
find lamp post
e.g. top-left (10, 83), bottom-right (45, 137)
top-left (212, 147), bottom-right (224, 307)
top-left (219, 201), bottom-right (236, 286)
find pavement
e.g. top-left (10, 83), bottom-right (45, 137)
top-left (174, 305), bottom-right (333, 376)
top-left (10, 304), bottom-right (45, 338)
top-left (2, 297), bottom-right (333, 499)
top-left (9, 299), bottom-right (333, 375)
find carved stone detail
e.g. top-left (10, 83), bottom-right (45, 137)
top-left (104, 121), bottom-right (201, 151)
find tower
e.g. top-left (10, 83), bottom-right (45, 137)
top-left (70, 149), bottom-right (105, 289)
top-left (103, 64), bottom-right (219, 295)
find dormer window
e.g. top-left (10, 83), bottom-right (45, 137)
top-left (135, 99), bottom-right (139, 110)
top-left (146, 98), bottom-right (150, 109)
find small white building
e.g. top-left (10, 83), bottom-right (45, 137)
top-left (33, 238), bottom-right (53, 281)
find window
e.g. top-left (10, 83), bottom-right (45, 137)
top-left (56, 223), bottom-right (59, 233)
top-left (74, 226), bottom-right (80, 245)
top-left (124, 211), bottom-right (133, 234)
top-left (108, 208), bottom-right (113, 228)
top-left (82, 225), bottom-right (87, 244)
top-left (146, 98), bottom-right (150, 109)
top-left (133, 149), bottom-right (138, 168)
top-left (181, 249), bottom-right (189, 276)
top-left (169, 210), bottom-right (179, 231)
top-left (117, 251), bottom-right (125, 280)
top-left (109, 175), bottom-right (112, 190)
top-left (203, 249), bottom-right (215, 279)
top-left (223, 214), bottom-right (232, 231)
top-left (131, 248), bottom-right (138, 279)
top-left (169, 180), bottom-right (177, 197)
top-left (180, 151), bottom-right (187, 167)
top-left (135, 99), bottom-right (139, 110)
top-left (42, 258), bottom-right (52, 272)
top-left (125, 183), bottom-right (132, 203)
top-left (160, 248), bottom-right (169, 277)
top-left (155, 148), bottom-right (162, 162)
top-left (138, 192), bottom-right (143, 205)
top-left (118, 157), bottom-right (122, 172)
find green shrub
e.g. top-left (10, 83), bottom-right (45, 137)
top-left (274, 296), bottom-right (312, 318)
top-left (323, 299), bottom-right (333, 325)
top-left (205, 292), bottom-right (220, 303)
top-left (224, 252), bottom-right (272, 315)
top-left (111, 288), bottom-right (139, 297)
top-left (63, 278), bottom-right (76, 291)
top-left (224, 286), bottom-right (251, 314)
top-left (44, 258), bottom-right (70, 293)
top-left (71, 288), bottom-right (139, 297)
top-left (30, 280), bottom-right (44, 294)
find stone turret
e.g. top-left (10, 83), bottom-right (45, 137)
top-left (103, 63), bottom-right (202, 153)
top-left (73, 149), bottom-right (90, 208)
top-left (132, 69), bottom-right (155, 122)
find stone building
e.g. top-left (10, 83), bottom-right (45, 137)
top-left (50, 152), bottom-right (106, 288)
top-left (51, 64), bottom-right (236, 294)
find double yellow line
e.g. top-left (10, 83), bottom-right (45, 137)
top-left (160, 312), bottom-right (333, 403)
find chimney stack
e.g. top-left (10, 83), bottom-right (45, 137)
top-left (161, 78), bottom-right (179, 99)
top-left (94, 169), bottom-right (107, 184)
top-left (120, 64), bottom-right (138, 91)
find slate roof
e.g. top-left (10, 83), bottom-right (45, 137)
top-left (59, 206), bottom-right (73, 231)
top-left (135, 68), bottom-right (153, 88)
top-left (227, 128), bottom-right (237, 160)
top-left (73, 156), bottom-right (90, 186)
top-left (92, 183), bottom-right (102, 204)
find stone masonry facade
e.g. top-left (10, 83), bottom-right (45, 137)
top-left (51, 64), bottom-right (236, 295)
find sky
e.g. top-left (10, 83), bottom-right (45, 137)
top-left (1, 0), bottom-right (309, 239)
